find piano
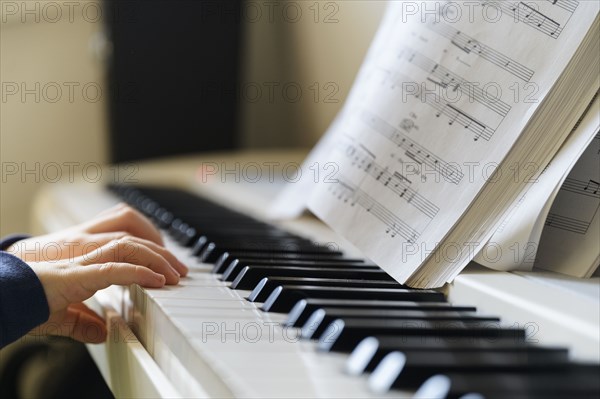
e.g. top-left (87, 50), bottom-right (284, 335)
top-left (31, 151), bottom-right (600, 398)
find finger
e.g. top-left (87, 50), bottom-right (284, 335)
top-left (75, 231), bottom-right (132, 256)
top-left (62, 304), bottom-right (108, 343)
top-left (32, 261), bottom-right (166, 313)
top-left (79, 239), bottom-right (180, 284)
top-left (77, 262), bottom-right (166, 296)
top-left (65, 232), bottom-right (129, 257)
top-left (95, 202), bottom-right (127, 218)
top-left (69, 303), bottom-right (107, 343)
top-left (28, 304), bottom-right (107, 343)
top-left (70, 302), bottom-right (105, 325)
top-left (82, 205), bottom-right (164, 246)
top-left (122, 236), bottom-right (188, 276)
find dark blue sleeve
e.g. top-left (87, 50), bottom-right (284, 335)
top-left (0, 234), bottom-right (31, 250)
top-left (1, 236), bottom-right (50, 348)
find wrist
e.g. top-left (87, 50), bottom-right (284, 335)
top-left (0, 234), bottom-right (31, 254)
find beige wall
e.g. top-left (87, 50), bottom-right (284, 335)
top-left (1, 0), bottom-right (108, 236)
top-left (241, 1), bottom-right (386, 147)
top-left (0, 0), bottom-right (386, 235)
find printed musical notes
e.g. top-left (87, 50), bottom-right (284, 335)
top-left (517, 2), bottom-right (561, 36)
top-left (329, 179), bottom-right (421, 242)
top-left (441, 104), bottom-right (491, 141)
top-left (547, 0), bottom-right (579, 14)
top-left (427, 21), bottom-right (535, 82)
top-left (360, 110), bottom-right (464, 184)
top-left (489, 0), bottom-right (579, 38)
top-left (562, 178), bottom-right (600, 198)
top-left (341, 143), bottom-right (440, 219)
top-left (585, 180), bottom-right (600, 195)
top-left (377, 69), bottom-right (497, 141)
top-left (546, 129), bottom-right (600, 235)
top-left (400, 48), bottom-right (512, 118)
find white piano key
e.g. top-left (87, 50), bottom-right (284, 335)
top-left (158, 298), bottom-right (255, 309)
top-left (176, 277), bottom-right (228, 288)
top-left (162, 306), bottom-right (264, 319)
top-left (194, 339), bottom-right (305, 354)
top-left (145, 286), bottom-right (243, 300)
top-left (185, 322), bottom-right (302, 343)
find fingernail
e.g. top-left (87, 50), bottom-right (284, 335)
top-left (179, 261), bottom-right (189, 274)
top-left (155, 274), bottom-right (166, 285)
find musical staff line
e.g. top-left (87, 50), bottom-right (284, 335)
top-left (341, 143), bottom-right (440, 219)
top-left (546, 0), bottom-right (579, 14)
top-left (360, 110), bottom-right (464, 184)
top-left (382, 69), bottom-right (496, 141)
top-left (427, 21), bottom-right (535, 82)
top-left (561, 178), bottom-right (600, 198)
top-left (401, 48), bottom-right (512, 118)
top-left (331, 179), bottom-right (421, 242)
top-left (545, 213), bottom-right (591, 234)
top-left (442, 104), bottom-right (491, 141)
top-left (491, 1), bottom-right (566, 38)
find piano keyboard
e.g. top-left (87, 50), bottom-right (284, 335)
top-left (109, 184), bottom-right (599, 398)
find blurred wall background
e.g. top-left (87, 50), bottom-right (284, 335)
top-left (0, 0), bottom-right (386, 236)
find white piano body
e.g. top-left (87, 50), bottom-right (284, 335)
top-left (31, 151), bottom-right (600, 398)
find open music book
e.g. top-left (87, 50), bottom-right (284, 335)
top-left (271, 1), bottom-right (600, 288)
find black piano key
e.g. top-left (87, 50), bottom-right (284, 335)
top-left (155, 209), bottom-right (174, 228)
top-left (223, 262), bottom-right (381, 283)
top-left (318, 318), bottom-right (525, 352)
top-left (188, 225), bottom-right (295, 237)
top-left (409, 349), bottom-right (569, 377)
top-left (370, 352), bottom-right (593, 393)
top-left (230, 266), bottom-right (394, 289)
top-left (193, 236), bottom-right (314, 257)
top-left (213, 253), bottom-right (365, 274)
top-left (285, 299), bottom-right (476, 328)
top-left (346, 336), bottom-right (568, 376)
top-left (203, 238), bottom-right (321, 251)
top-left (198, 239), bottom-right (318, 256)
top-left (139, 198), bottom-right (158, 216)
top-left (171, 222), bottom-right (192, 245)
top-left (222, 261), bottom-right (380, 283)
top-left (199, 242), bottom-right (343, 263)
top-left (169, 218), bottom-right (184, 236)
top-left (181, 227), bottom-right (198, 246)
top-left (185, 224), bottom-right (281, 234)
top-left (261, 286), bottom-right (446, 313)
top-left (301, 308), bottom-right (500, 340)
top-left (219, 257), bottom-right (372, 278)
top-left (194, 235), bottom-right (314, 245)
top-left (192, 236), bottom-right (212, 256)
top-left (412, 366), bottom-right (600, 399)
top-left (248, 278), bottom-right (405, 302)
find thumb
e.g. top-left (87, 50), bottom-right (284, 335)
top-left (31, 303), bottom-right (108, 343)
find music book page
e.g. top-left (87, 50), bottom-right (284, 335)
top-left (535, 128), bottom-right (600, 277)
top-left (475, 95), bottom-right (599, 271)
top-left (269, 7), bottom-right (402, 219)
top-left (304, 1), bottom-right (599, 287)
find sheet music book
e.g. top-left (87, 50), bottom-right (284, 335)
top-left (475, 95), bottom-right (599, 274)
top-left (534, 128), bottom-right (600, 277)
top-left (272, 1), bottom-right (600, 288)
